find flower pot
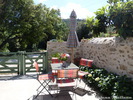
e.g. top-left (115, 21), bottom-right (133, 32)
top-left (62, 61), bottom-right (67, 68)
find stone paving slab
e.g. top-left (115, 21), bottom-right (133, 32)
top-left (0, 75), bottom-right (101, 100)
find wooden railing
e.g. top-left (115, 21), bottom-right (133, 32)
top-left (0, 51), bottom-right (48, 75)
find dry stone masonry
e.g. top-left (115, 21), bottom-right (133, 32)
top-left (47, 37), bottom-right (133, 79)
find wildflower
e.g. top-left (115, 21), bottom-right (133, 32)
top-left (59, 53), bottom-right (70, 61)
top-left (88, 74), bottom-right (92, 77)
top-left (95, 77), bottom-right (100, 81)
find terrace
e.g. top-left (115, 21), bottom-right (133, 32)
top-left (0, 37), bottom-right (133, 100)
top-left (1, 1), bottom-right (133, 100)
top-left (0, 74), bottom-right (101, 100)
top-left (0, 51), bottom-right (101, 100)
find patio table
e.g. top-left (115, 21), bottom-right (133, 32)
top-left (51, 63), bottom-right (79, 70)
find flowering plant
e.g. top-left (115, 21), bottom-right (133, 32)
top-left (59, 53), bottom-right (70, 61)
top-left (52, 53), bottom-right (70, 61)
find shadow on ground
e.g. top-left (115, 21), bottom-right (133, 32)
top-left (31, 87), bottom-right (94, 100)
top-left (32, 91), bottom-right (72, 100)
top-left (0, 74), bottom-right (37, 80)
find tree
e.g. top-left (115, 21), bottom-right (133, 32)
top-left (38, 9), bottom-right (69, 49)
top-left (76, 20), bottom-right (92, 41)
top-left (0, 0), bottom-right (68, 51)
top-left (109, 1), bottom-right (133, 39)
top-left (44, 8), bottom-right (69, 41)
top-left (0, 0), bottom-right (5, 12)
top-left (85, 6), bottom-right (108, 37)
top-left (85, 17), bottom-right (99, 37)
top-left (85, 0), bottom-right (133, 39)
top-left (94, 6), bottom-right (108, 34)
top-left (0, 0), bottom-right (45, 51)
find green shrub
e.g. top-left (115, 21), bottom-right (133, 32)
top-left (80, 64), bottom-right (133, 99)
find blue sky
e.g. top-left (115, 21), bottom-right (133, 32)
top-left (33, 0), bottom-right (108, 19)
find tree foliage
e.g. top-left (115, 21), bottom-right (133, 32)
top-left (0, 0), bottom-right (68, 51)
top-left (109, 1), bottom-right (133, 39)
top-left (84, 0), bottom-right (133, 39)
top-left (85, 17), bottom-right (99, 37)
top-left (76, 20), bottom-right (92, 41)
top-left (85, 6), bottom-right (108, 37)
top-left (94, 6), bottom-right (108, 34)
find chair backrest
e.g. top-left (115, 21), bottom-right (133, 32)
top-left (80, 58), bottom-right (87, 66)
top-left (80, 58), bottom-right (93, 67)
top-left (51, 57), bottom-right (61, 63)
top-left (33, 61), bottom-right (39, 72)
top-left (87, 60), bottom-right (93, 67)
top-left (57, 69), bottom-right (78, 79)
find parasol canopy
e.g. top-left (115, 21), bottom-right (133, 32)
top-left (67, 10), bottom-right (79, 62)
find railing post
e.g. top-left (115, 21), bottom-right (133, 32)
top-left (18, 51), bottom-right (26, 75)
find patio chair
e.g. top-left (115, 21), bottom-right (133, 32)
top-left (51, 57), bottom-right (61, 63)
top-left (78, 58), bottom-right (92, 89)
top-left (80, 58), bottom-right (93, 67)
top-left (56, 69), bottom-right (79, 94)
top-left (78, 71), bottom-right (88, 89)
top-left (51, 57), bottom-right (61, 76)
top-left (33, 61), bottom-right (55, 99)
top-left (78, 58), bottom-right (90, 79)
top-left (78, 71), bottom-right (88, 80)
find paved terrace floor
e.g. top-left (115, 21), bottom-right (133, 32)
top-left (0, 75), bottom-right (102, 100)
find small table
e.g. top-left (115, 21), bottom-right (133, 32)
top-left (51, 63), bottom-right (79, 70)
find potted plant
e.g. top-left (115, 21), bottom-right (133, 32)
top-left (52, 53), bottom-right (71, 67)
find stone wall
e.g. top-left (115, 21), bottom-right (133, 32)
top-left (47, 41), bottom-right (81, 58)
top-left (47, 37), bottom-right (133, 78)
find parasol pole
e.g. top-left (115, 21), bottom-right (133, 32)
top-left (71, 48), bottom-right (74, 63)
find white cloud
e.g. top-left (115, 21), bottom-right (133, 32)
top-left (59, 3), bottom-right (95, 19)
top-left (38, 0), bottom-right (47, 3)
top-left (51, 5), bottom-right (58, 9)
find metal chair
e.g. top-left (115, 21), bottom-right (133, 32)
top-left (80, 58), bottom-right (93, 67)
top-left (51, 57), bottom-right (61, 63)
top-left (78, 58), bottom-right (90, 79)
top-left (78, 71), bottom-right (88, 80)
top-left (33, 61), bottom-right (55, 99)
top-left (51, 57), bottom-right (61, 76)
top-left (78, 58), bottom-right (93, 89)
top-left (56, 69), bottom-right (79, 94)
